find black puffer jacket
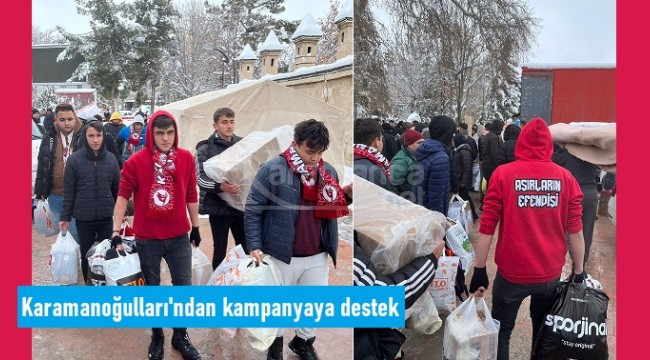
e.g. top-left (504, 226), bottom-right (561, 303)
top-left (495, 124), bottom-right (521, 167)
top-left (195, 132), bottom-right (243, 217)
top-left (60, 125), bottom-right (120, 222)
top-left (453, 143), bottom-right (474, 188)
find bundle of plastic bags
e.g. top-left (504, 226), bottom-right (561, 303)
top-left (191, 247), bottom-right (213, 285)
top-left (207, 245), bottom-right (248, 286)
top-left (104, 249), bottom-right (146, 286)
top-left (443, 296), bottom-right (500, 360)
top-left (86, 239), bottom-right (112, 286)
top-left (428, 252), bottom-right (460, 314)
top-left (35, 199), bottom-right (59, 237)
top-left (445, 218), bottom-right (475, 276)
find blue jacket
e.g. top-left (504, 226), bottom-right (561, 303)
top-left (413, 138), bottom-right (451, 215)
top-left (244, 156), bottom-right (340, 266)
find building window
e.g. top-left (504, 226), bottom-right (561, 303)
top-left (307, 46), bottom-right (312, 54)
top-left (246, 65), bottom-right (250, 71)
top-left (297, 47), bottom-right (301, 55)
top-left (271, 58), bottom-right (275, 67)
top-left (263, 59), bottom-right (266, 66)
top-left (341, 32), bottom-right (345, 44)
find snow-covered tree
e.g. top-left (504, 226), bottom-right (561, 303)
top-left (33, 86), bottom-right (57, 110)
top-left (32, 26), bottom-right (65, 45)
top-left (316, 0), bottom-right (340, 65)
top-left (355, 0), bottom-right (392, 117)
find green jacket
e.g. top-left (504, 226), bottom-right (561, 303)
top-left (390, 148), bottom-right (418, 199)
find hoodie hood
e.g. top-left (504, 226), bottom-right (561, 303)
top-left (145, 110), bottom-right (179, 153)
top-left (428, 115), bottom-right (456, 147)
top-left (514, 117), bottom-right (553, 161)
top-left (80, 121), bottom-right (107, 160)
top-left (503, 123), bottom-right (521, 141)
top-left (109, 112), bottom-right (123, 123)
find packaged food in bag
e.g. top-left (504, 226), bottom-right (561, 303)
top-left (448, 195), bottom-right (473, 234)
top-left (104, 249), bottom-right (146, 286)
top-left (86, 239), bottom-right (112, 286)
top-left (49, 231), bottom-right (80, 285)
top-left (191, 247), bottom-right (213, 285)
top-left (532, 282), bottom-right (609, 360)
top-left (355, 175), bottom-right (446, 275)
top-left (207, 245), bottom-right (247, 286)
top-left (405, 292), bottom-right (443, 335)
top-left (443, 296), bottom-right (500, 360)
top-left (239, 256), bottom-right (284, 351)
top-left (35, 199), bottom-right (59, 237)
top-left (445, 219), bottom-right (475, 276)
top-left (428, 252), bottom-right (460, 314)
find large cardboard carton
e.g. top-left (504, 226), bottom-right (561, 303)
top-left (354, 175), bottom-right (446, 275)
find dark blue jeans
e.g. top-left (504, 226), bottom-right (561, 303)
top-left (136, 234), bottom-right (192, 333)
top-left (491, 272), bottom-right (559, 360)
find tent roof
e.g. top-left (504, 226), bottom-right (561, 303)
top-left (158, 80), bottom-right (350, 174)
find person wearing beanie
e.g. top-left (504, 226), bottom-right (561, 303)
top-left (495, 123), bottom-right (522, 167)
top-left (32, 108), bottom-right (45, 133)
top-left (116, 114), bottom-right (146, 162)
top-left (470, 118), bottom-right (585, 360)
top-left (110, 110), bottom-right (202, 360)
top-left (104, 111), bottom-right (126, 140)
top-left (413, 114), bottom-right (456, 215)
top-left (390, 129), bottom-right (424, 201)
top-left (452, 134), bottom-right (479, 220)
top-left (481, 119), bottom-right (504, 187)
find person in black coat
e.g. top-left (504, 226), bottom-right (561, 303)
top-left (353, 231), bottom-right (437, 360)
top-left (59, 120), bottom-right (120, 283)
top-left (481, 119), bottom-right (504, 186)
top-left (453, 134), bottom-right (479, 220)
top-left (495, 123), bottom-right (521, 167)
top-left (195, 107), bottom-right (247, 269)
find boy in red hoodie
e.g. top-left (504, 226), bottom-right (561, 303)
top-left (469, 118), bottom-right (585, 360)
top-left (111, 111), bottom-right (202, 360)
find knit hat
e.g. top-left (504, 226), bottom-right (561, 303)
top-left (428, 115), bottom-right (457, 146)
top-left (109, 112), bottom-right (123, 122)
top-left (403, 129), bottom-right (424, 147)
top-left (32, 108), bottom-right (40, 115)
top-left (93, 114), bottom-right (103, 122)
top-left (133, 114), bottom-right (144, 125)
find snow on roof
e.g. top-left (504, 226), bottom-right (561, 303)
top-left (55, 88), bottom-right (96, 93)
top-left (292, 13), bottom-right (323, 41)
top-left (259, 30), bottom-right (284, 52)
top-left (335, 0), bottom-right (354, 23)
top-left (522, 63), bottom-right (616, 70)
top-left (237, 44), bottom-right (257, 60)
top-left (262, 55), bottom-right (353, 82)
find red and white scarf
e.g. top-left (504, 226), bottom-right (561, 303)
top-left (126, 132), bottom-right (141, 154)
top-left (282, 146), bottom-right (349, 220)
top-left (147, 148), bottom-right (176, 219)
top-left (60, 131), bottom-right (74, 167)
top-left (353, 144), bottom-right (391, 179)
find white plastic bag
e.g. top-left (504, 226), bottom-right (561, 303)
top-left (192, 247), bottom-right (213, 285)
top-left (86, 239), bottom-right (112, 286)
top-left (446, 219), bottom-right (475, 276)
top-left (239, 255), bottom-right (284, 351)
top-left (448, 195), bottom-right (473, 234)
top-left (405, 292), bottom-right (443, 335)
top-left (35, 199), bottom-right (59, 237)
top-left (49, 231), bottom-right (80, 285)
top-left (428, 252), bottom-right (460, 314)
top-left (443, 296), bottom-right (500, 360)
top-left (207, 245), bottom-right (247, 286)
top-left (104, 250), bottom-right (146, 286)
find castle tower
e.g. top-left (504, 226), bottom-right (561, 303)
top-left (259, 30), bottom-right (284, 76)
top-left (335, 0), bottom-right (353, 60)
top-left (237, 44), bottom-right (257, 81)
top-left (291, 13), bottom-right (323, 70)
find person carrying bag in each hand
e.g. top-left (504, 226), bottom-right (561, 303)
top-left (468, 118), bottom-right (586, 360)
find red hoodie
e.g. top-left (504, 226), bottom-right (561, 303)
top-left (118, 110), bottom-right (198, 240)
top-left (479, 118), bottom-right (583, 284)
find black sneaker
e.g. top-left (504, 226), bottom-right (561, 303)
top-left (148, 330), bottom-right (164, 360)
top-left (288, 336), bottom-right (320, 360)
top-left (267, 336), bottom-right (283, 360)
top-left (171, 331), bottom-right (201, 360)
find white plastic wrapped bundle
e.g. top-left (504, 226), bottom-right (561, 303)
top-left (203, 131), bottom-right (282, 211)
top-left (354, 175), bottom-right (447, 275)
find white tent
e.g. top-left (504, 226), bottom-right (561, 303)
top-left (159, 80), bottom-right (350, 174)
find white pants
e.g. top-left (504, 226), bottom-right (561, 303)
top-left (272, 252), bottom-right (329, 339)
